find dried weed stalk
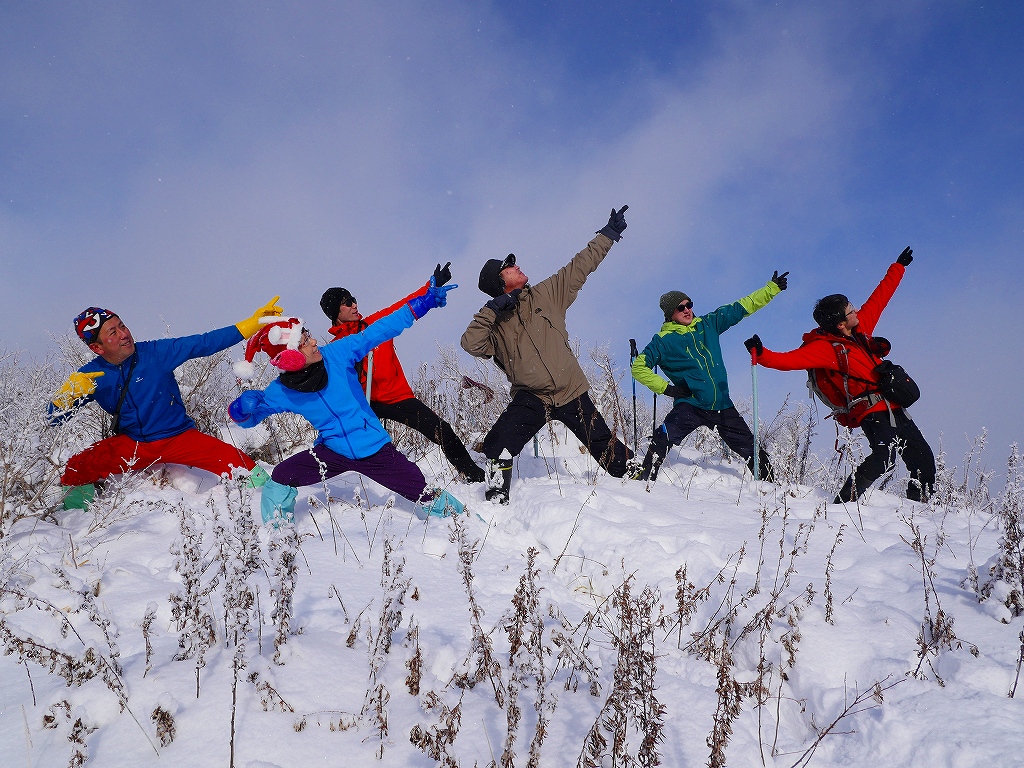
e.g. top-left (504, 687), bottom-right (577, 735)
top-left (577, 577), bottom-right (665, 768)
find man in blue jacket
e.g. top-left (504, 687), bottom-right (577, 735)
top-left (228, 276), bottom-right (463, 524)
top-left (52, 298), bottom-right (282, 508)
top-left (631, 271), bottom-right (788, 482)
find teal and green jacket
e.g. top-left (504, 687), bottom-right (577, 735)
top-left (631, 281), bottom-right (780, 411)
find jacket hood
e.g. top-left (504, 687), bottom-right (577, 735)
top-left (659, 318), bottom-right (701, 335)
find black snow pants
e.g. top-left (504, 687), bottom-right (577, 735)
top-left (372, 397), bottom-right (485, 482)
top-left (640, 401), bottom-right (774, 482)
top-left (481, 390), bottom-right (632, 477)
top-left (837, 408), bottom-right (936, 502)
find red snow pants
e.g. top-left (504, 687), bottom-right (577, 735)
top-left (61, 428), bottom-right (256, 486)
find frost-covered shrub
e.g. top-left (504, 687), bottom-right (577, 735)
top-left (0, 351), bottom-right (94, 536)
top-left (982, 444), bottom-right (1024, 617)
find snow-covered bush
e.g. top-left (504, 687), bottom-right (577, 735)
top-left (0, 351), bottom-right (92, 536)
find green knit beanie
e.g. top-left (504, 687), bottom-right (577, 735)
top-left (660, 291), bottom-right (691, 322)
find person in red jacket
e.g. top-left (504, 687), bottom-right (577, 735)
top-left (319, 264), bottom-right (486, 483)
top-left (744, 247), bottom-right (935, 503)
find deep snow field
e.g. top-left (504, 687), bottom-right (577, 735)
top-left (1, 424), bottom-right (1022, 768)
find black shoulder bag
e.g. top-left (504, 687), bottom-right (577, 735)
top-left (873, 359), bottom-right (920, 408)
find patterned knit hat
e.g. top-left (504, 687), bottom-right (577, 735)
top-left (659, 291), bottom-right (692, 322)
top-left (234, 317), bottom-right (306, 378)
top-left (74, 307), bottom-right (118, 344)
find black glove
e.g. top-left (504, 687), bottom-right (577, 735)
top-left (744, 334), bottom-right (763, 357)
top-left (597, 205), bottom-right (629, 242)
top-left (896, 247), bottom-right (913, 266)
top-left (771, 270), bottom-right (789, 290)
top-left (433, 262), bottom-right (452, 287)
top-left (664, 383), bottom-right (692, 399)
top-left (485, 289), bottom-right (522, 313)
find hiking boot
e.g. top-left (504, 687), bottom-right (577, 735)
top-left (421, 489), bottom-right (466, 518)
top-left (244, 465), bottom-right (271, 489)
top-left (625, 458), bottom-right (644, 480)
top-left (485, 454), bottom-right (513, 502)
top-left (461, 465), bottom-right (487, 484)
top-left (62, 484), bottom-right (95, 510)
top-left (260, 479), bottom-right (297, 526)
top-left (485, 488), bottom-right (510, 505)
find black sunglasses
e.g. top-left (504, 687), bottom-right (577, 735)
top-left (340, 295), bottom-right (357, 307)
top-left (676, 301), bottom-right (693, 313)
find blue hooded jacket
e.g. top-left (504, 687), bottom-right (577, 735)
top-left (50, 326), bottom-right (243, 442)
top-left (230, 307), bottom-right (415, 460)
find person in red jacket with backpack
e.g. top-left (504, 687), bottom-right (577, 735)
top-left (744, 247), bottom-right (935, 503)
top-left (319, 264), bottom-right (486, 483)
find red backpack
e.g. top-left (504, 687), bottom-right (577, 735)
top-left (805, 336), bottom-right (886, 429)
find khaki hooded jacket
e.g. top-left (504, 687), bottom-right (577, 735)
top-left (461, 233), bottom-right (614, 408)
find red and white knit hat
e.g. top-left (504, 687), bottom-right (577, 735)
top-left (233, 317), bottom-right (306, 378)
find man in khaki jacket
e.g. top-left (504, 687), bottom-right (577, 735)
top-left (461, 206), bottom-right (633, 503)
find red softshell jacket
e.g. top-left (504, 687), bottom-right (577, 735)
top-left (328, 282), bottom-right (429, 405)
top-left (757, 262), bottom-right (906, 427)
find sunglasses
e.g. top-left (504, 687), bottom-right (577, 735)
top-left (676, 301), bottom-right (693, 313)
top-left (339, 295), bottom-right (357, 307)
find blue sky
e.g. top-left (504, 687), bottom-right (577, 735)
top-left (2, 1), bottom-right (1022, 467)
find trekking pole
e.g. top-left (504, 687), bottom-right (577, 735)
top-left (750, 349), bottom-right (760, 482)
top-left (629, 339), bottom-right (639, 453)
top-left (652, 364), bottom-right (658, 437)
top-left (365, 349), bottom-right (374, 402)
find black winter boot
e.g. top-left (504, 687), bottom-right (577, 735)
top-left (747, 450), bottom-right (777, 483)
top-left (485, 455), bottom-right (513, 505)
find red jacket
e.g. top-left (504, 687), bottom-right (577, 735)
top-left (328, 282), bottom-right (429, 405)
top-left (757, 262), bottom-right (905, 427)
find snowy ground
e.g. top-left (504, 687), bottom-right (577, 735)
top-left (1, 426), bottom-right (1022, 768)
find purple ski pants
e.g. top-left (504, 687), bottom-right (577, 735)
top-left (270, 442), bottom-right (427, 502)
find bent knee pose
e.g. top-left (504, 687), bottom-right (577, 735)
top-left (461, 206), bottom-right (634, 504)
top-left (51, 299), bottom-right (282, 507)
top-left (632, 271), bottom-right (789, 482)
top-left (230, 274), bottom-right (463, 524)
top-left (746, 247), bottom-right (935, 502)
top-left (320, 263), bottom-right (485, 483)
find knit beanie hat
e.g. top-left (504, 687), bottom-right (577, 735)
top-left (74, 307), bottom-right (118, 344)
top-left (234, 317), bottom-right (306, 378)
top-left (478, 254), bottom-right (516, 298)
top-left (320, 287), bottom-right (355, 323)
top-left (659, 291), bottom-right (692, 322)
top-left (812, 294), bottom-right (850, 331)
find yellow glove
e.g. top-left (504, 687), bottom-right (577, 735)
top-left (53, 371), bottom-right (104, 410)
top-left (235, 296), bottom-right (283, 339)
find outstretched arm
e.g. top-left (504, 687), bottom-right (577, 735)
top-left (228, 390), bottom-right (280, 428)
top-left (538, 206), bottom-right (628, 311)
top-left (754, 340), bottom-right (840, 372)
top-left (47, 370), bottom-right (104, 424)
top-left (857, 251), bottom-right (910, 334)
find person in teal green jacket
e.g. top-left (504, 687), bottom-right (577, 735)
top-left (631, 271), bottom-right (789, 482)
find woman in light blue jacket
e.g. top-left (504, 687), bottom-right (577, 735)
top-left (230, 276), bottom-right (462, 523)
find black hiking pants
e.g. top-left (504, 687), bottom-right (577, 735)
top-left (837, 408), bottom-right (936, 502)
top-left (640, 402), bottom-right (774, 482)
top-left (481, 390), bottom-right (632, 478)
top-left (371, 397), bottom-right (485, 482)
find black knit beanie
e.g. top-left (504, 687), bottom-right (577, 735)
top-left (320, 287), bottom-right (355, 323)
